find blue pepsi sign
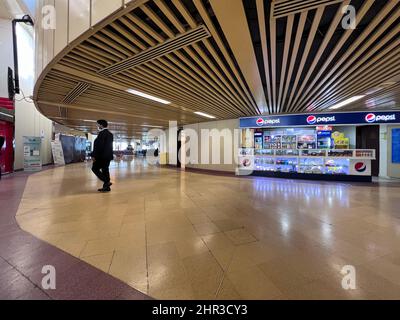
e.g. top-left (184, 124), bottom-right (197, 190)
top-left (240, 111), bottom-right (400, 128)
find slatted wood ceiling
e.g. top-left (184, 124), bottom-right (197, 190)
top-left (34, 0), bottom-right (400, 139)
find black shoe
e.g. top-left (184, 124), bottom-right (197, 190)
top-left (104, 182), bottom-right (113, 188)
top-left (98, 187), bottom-right (111, 192)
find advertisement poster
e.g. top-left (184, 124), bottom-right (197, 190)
top-left (392, 128), bottom-right (400, 164)
top-left (51, 141), bottom-right (66, 166)
top-left (23, 136), bottom-right (42, 172)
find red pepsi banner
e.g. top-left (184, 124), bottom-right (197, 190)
top-left (240, 111), bottom-right (400, 128)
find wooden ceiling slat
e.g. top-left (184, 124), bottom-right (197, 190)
top-left (277, 15), bottom-right (294, 113)
top-left (35, 0), bottom-right (400, 139)
top-left (280, 12), bottom-right (307, 111)
top-left (126, 13), bottom-right (165, 43)
top-left (286, 6), bottom-right (324, 113)
top-left (314, 47), bottom-right (400, 111)
top-left (100, 28), bottom-right (140, 54)
top-left (150, 57), bottom-right (241, 116)
top-left (298, 2), bottom-right (400, 111)
top-left (312, 42), bottom-right (400, 111)
top-left (141, 4), bottom-right (175, 38)
top-left (92, 33), bottom-right (133, 57)
top-left (295, 0), bottom-right (376, 109)
top-left (193, 0), bottom-right (259, 113)
top-left (289, 0), bottom-right (351, 111)
top-left (130, 65), bottom-right (233, 116)
top-left (119, 16), bottom-right (157, 47)
top-left (154, 0), bottom-right (186, 34)
top-left (256, 0), bottom-right (272, 114)
top-left (172, 0), bottom-right (197, 29)
top-left (202, 39), bottom-right (256, 114)
top-left (110, 21), bottom-right (147, 51)
top-left (317, 63), bottom-right (400, 112)
top-left (191, 43), bottom-right (255, 115)
top-left (85, 38), bottom-right (128, 60)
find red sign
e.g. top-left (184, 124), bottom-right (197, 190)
top-left (316, 125), bottom-right (333, 131)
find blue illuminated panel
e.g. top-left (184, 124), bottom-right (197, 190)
top-left (392, 128), bottom-right (400, 164)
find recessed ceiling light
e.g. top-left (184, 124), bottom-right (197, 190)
top-left (126, 89), bottom-right (171, 105)
top-left (328, 95), bottom-right (366, 110)
top-left (194, 111), bottom-right (216, 119)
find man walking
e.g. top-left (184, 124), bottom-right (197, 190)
top-left (91, 120), bottom-right (114, 192)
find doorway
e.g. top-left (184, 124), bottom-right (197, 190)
top-left (177, 128), bottom-right (182, 168)
top-left (356, 125), bottom-right (380, 176)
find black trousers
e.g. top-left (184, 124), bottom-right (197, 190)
top-left (92, 159), bottom-right (111, 186)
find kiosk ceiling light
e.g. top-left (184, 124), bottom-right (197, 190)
top-left (328, 96), bottom-right (366, 110)
top-left (126, 89), bottom-right (171, 105)
top-left (194, 112), bottom-right (216, 119)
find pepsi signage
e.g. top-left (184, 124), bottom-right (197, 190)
top-left (355, 162), bottom-right (367, 173)
top-left (240, 111), bottom-right (400, 128)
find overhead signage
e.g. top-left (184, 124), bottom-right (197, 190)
top-left (240, 111), bottom-right (400, 128)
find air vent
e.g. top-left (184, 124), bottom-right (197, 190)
top-left (98, 25), bottom-right (211, 77)
top-left (62, 82), bottom-right (91, 104)
top-left (59, 106), bottom-right (68, 118)
top-left (272, 0), bottom-right (343, 18)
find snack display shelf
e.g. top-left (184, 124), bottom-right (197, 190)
top-left (246, 149), bottom-right (376, 160)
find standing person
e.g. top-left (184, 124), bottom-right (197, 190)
top-left (91, 120), bottom-right (114, 192)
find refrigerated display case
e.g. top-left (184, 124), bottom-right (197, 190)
top-left (325, 159), bottom-right (350, 175)
top-left (317, 131), bottom-right (332, 149)
top-left (298, 158), bottom-right (325, 174)
top-left (297, 135), bottom-right (317, 149)
top-left (282, 135), bottom-right (297, 149)
top-left (264, 134), bottom-right (282, 149)
top-left (276, 158), bottom-right (298, 173)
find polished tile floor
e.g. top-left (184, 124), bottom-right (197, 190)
top-left (15, 159), bottom-right (400, 300)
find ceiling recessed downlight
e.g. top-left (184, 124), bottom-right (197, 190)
top-left (194, 111), bottom-right (216, 119)
top-left (126, 89), bottom-right (171, 105)
top-left (328, 95), bottom-right (366, 110)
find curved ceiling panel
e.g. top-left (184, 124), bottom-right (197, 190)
top-left (34, 0), bottom-right (400, 139)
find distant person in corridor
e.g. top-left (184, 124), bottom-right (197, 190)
top-left (91, 120), bottom-right (114, 192)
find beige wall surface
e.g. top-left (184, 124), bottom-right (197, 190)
top-left (388, 125), bottom-right (400, 179)
top-left (183, 119), bottom-right (239, 173)
top-left (14, 23), bottom-right (53, 170)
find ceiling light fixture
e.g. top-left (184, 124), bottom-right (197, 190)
top-left (194, 111), bottom-right (216, 119)
top-left (328, 95), bottom-right (366, 110)
top-left (126, 89), bottom-right (171, 105)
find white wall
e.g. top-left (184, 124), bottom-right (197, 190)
top-left (0, 18), bottom-right (53, 170)
top-left (0, 19), bottom-right (14, 98)
top-left (14, 23), bottom-right (53, 170)
top-left (379, 125), bottom-right (388, 178)
top-left (183, 119), bottom-right (239, 173)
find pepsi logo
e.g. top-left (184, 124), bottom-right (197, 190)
top-left (365, 113), bottom-right (396, 123)
top-left (256, 118), bottom-right (264, 126)
top-left (307, 115), bottom-right (317, 125)
top-left (365, 113), bottom-right (376, 123)
top-left (355, 162), bottom-right (367, 173)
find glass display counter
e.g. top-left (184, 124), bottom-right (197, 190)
top-left (238, 149), bottom-right (375, 182)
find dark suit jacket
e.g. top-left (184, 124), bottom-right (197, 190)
top-left (91, 129), bottom-right (114, 161)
